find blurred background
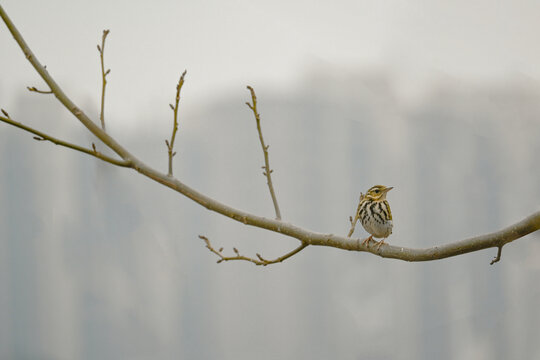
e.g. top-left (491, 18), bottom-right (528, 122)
top-left (1, 1), bottom-right (540, 359)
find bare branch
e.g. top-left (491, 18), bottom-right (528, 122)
top-left (166, 71), bottom-right (187, 176)
top-left (0, 113), bottom-right (130, 167)
top-left (1, 5), bottom-right (538, 266)
top-left (27, 86), bottom-right (52, 94)
top-left (97, 29), bottom-right (110, 131)
top-left (246, 86), bottom-right (282, 220)
top-left (200, 235), bottom-right (308, 266)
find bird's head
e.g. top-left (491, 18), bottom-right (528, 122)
top-left (365, 185), bottom-right (393, 201)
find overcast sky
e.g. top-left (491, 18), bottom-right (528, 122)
top-left (2, 0), bottom-right (540, 126)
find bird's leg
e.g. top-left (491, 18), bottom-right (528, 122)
top-left (361, 235), bottom-right (373, 247)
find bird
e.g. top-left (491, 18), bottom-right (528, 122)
top-left (357, 185), bottom-right (393, 249)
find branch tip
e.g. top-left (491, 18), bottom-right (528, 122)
top-left (0, 114), bottom-right (130, 167)
top-left (165, 70), bottom-right (187, 176)
top-left (98, 28), bottom-right (110, 131)
top-left (490, 245), bottom-right (504, 265)
top-left (27, 86), bottom-right (52, 94)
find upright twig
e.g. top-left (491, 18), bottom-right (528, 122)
top-left (165, 71), bottom-right (187, 177)
top-left (199, 235), bottom-right (308, 266)
top-left (347, 192), bottom-right (365, 237)
top-left (246, 86), bottom-right (282, 220)
top-left (97, 29), bottom-right (110, 131)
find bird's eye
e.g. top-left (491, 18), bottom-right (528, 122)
top-left (374, 189), bottom-right (380, 193)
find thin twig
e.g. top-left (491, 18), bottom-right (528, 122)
top-left (347, 192), bottom-right (365, 237)
top-left (166, 71), bottom-right (187, 176)
top-left (0, 112), bottom-right (130, 167)
top-left (97, 29), bottom-right (110, 131)
top-left (27, 86), bottom-right (52, 94)
top-left (246, 86), bottom-right (282, 220)
top-left (256, 242), bottom-right (309, 264)
top-left (200, 235), bottom-right (307, 266)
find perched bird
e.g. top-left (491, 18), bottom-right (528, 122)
top-left (358, 185), bottom-right (393, 249)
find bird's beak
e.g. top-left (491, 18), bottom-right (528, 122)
top-left (384, 186), bottom-right (394, 193)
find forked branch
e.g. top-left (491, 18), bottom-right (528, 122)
top-left (1, 4), bottom-right (538, 266)
top-left (246, 86), bottom-right (282, 220)
top-left (200, 235), bottom-right (308, 266)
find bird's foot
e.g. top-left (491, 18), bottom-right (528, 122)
top-left (375, 239), bottom-right (386, 250)
top-left (361, 235), bottom-right (373, 248)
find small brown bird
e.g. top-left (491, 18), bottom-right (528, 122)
top-left (358, 185), bottom-right (393, 249)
